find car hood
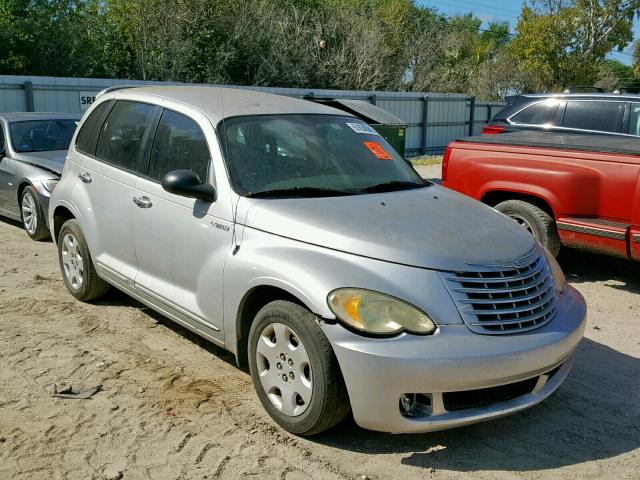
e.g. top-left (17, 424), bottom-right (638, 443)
top-left (13, 150), bottom-right (67, 175)
top-left (242, 184), bottom-right (537, 271)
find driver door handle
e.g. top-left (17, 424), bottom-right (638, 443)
top-left (79, 172), bottom-right (92, 184)
top-left (133, 196), bottom-right (153, 208)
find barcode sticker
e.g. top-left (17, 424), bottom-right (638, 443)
top-left (347, 123), bottom-right (379, 135)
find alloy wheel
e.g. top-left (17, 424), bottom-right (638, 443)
top-left (61, 232), bottom-right (84, 290)
top-left (21, 191), bottom-right (38, 235)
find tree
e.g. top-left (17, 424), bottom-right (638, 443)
top-left (510, 0), bottom-right (640, 91)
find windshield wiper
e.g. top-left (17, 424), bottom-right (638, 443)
top-left (358, 180), bottom-right (429, 193)
top-left (246, 186), bottom-right (356, 198)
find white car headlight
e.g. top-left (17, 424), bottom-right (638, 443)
top-left (328, 288), bottom-right (436, 335)
top-left (544, 248), bottom-right (566, 294)
top-left (42, 179), bottom-right (59, 193)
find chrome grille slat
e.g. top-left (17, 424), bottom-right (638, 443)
top-left (462, 285), bottom-right (555, 312)
top-left (440, 248), bottom-right (558, 335)
top-left (459, 281), bottom-right (554, 305)
top-left (444, 258), bottom-right (546, 284)
top-left (469, 302), bottom-right (556, 326)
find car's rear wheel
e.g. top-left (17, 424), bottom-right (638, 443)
top-left (20, 187), bottom-right (50, 241)
top-left (248, 300), bottom-right (350, 436)
top-left (494, 200), bottom-right (561, 256)
top-left (57, 219), bottom-right (110, 301)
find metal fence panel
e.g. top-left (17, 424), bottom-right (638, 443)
top-left (0, 75), bottom-right (504, 156)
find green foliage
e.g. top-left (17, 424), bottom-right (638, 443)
top-left (0, 0), bottom-right (639, 99)
top-left (510, 0), bottom-right (639, 92)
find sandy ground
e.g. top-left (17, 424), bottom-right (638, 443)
top-left (1, 166), bottom-right (639, 479)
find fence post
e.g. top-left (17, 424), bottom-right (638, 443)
top-left (24, 81), bottom-right (34, 112)
top-left (487, 104), bottom-right (492, 122)
top-left (468, 96), bottom-right (475, 136)
top-left (370, 94), bottom-right (377, 105)
top-left (421, 95), bottom-right (429, 155)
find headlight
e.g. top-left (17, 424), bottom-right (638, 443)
top-left (544, 248), bottom-right (566, 294)
top-left (42, 179), bottom-right (59, 192)
top-left (328, 288), bottom-right (436, 335)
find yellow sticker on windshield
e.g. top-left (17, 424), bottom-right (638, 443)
top-left (364, 141), bottom-right (392, 160)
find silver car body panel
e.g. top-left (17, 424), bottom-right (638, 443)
top-left (49, 87), bottom-right (586, 433)
top-left (0, 113), bottom-right (79, 223)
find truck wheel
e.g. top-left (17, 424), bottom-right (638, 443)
top-left (57, 219), bottom-right (110, 301)
top-left (248, 300), bottom-right (350, 436)
top-left (20, 187), bottom-right (50, 241)
top-left (494, 200), bottom-right (561, 256)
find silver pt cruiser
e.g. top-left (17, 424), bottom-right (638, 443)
top-left (49, 86), bottom-right (586, 435)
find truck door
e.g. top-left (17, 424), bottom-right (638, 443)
top-left (631, 172), bottom-right (640, 261)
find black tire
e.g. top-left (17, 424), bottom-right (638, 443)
top-left (494, 199), bottom-right (561, 256)
top-left (248, 300), bottom-right (350, 436)
top-left (20, 187), bottom-right (50, 241)
top-left (57, 219), bottom-right (110, 301)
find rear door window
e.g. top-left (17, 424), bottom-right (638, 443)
top-left (629, 103), bottom-right (640, 136)
top-left (510, 101), bottom-right (559, 125)
top-left (562, 101), bottom-right (624, 133)
top-left (76, 101), bottom-right (110, 155)
top-left (95, 101), bottom-right (156, 172)
top-left (147, 109), bottom-right (210, 182)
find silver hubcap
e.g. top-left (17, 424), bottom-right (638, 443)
top-left (255, 322), bottom-right (312, 417)
top-left (510, 214), bottom-right (535, 237)
top-left (21, 192), bottom-right (37, 235)
top-left (61, 233), bottom-right (84, 290)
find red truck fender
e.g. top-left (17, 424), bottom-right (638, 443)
top-left (444, 146), bottom-right (602, 219)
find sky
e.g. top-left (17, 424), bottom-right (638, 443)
top-left (416, 0), bottom-right (638, 66)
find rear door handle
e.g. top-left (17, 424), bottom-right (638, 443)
top-left (79, 172), bottom-right (92, 184)
top-left (132, 196), bottom-right (152, 208)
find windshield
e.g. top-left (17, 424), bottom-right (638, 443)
top-left (219, 114), bottom-right (425, 197)
top-left (10, 119), bottom-right (78, 153)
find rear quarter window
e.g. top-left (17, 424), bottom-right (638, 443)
top-left (562, 101), bottom-right (624, 133)
top-left (510, 101), bottom-right (559, 125)
top-left (75, 101), bottom-right (111, 155)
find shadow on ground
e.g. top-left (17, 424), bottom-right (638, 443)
top-left (559, 247), bottom-right (640, 294)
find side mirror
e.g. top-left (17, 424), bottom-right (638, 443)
top-left (0, 148), bottom-right (5, 159)
top-left (162, 169), bottom-right (216, 202)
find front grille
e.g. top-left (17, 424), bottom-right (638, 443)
top-left (441, 248), bottom-right (558, 334)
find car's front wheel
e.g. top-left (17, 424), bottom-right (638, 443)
top-left (248, 300), bottom-right (350, 436)
top-left (57, 219), bottom-right (110, 301)
top-left (20, 187), bottom-right (50, 241)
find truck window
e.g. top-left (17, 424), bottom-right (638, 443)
top-left (510, 101), bottom-right (559, 125)
top-left (562, 101), bottom-right (624, 133)
top-left (629, 103), bottom-right (640, 136)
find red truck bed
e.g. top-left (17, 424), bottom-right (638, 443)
top-left (442, 131), bottom-right (640, 261)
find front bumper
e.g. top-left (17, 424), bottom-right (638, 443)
top-left (321, 285), bottom-right (586, 433)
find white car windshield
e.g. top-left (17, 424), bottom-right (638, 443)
top-left (219, 114), bottom-right (426, 197)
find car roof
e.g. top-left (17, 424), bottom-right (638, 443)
top-left (518, 93), bottom-right (640, 100)
top-left (107, 86), bottom-right (354, 123)
top-left (0, 112), bottom-right (81, 122)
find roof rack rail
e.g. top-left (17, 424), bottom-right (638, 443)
top-left (561, 86), bottom-right (605, 94)
top-left (95, 85), bottom-right (141, 99)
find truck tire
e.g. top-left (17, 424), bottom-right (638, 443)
top-left (57, 219), bottom-right (110, 301)
top-left (248, 300), bottom-right (350, 436)
top-left (494, 200), bottom-right (561, 256)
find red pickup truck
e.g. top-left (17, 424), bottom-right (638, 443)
top-left (442, 131), bottom-right (640, 261)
